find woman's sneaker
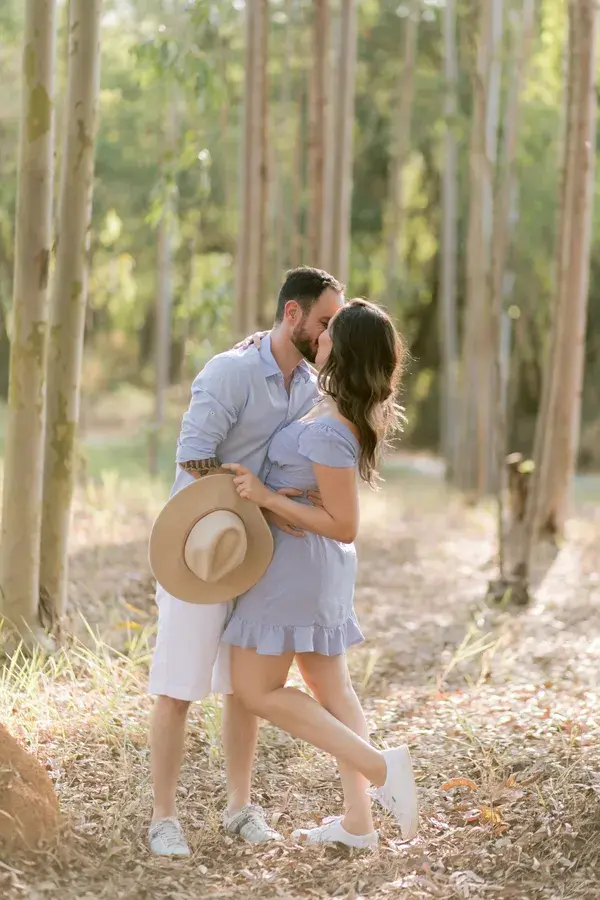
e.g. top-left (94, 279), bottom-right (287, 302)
top-left (223, 804), bottom-right (284, 844)
top-left (293, 815), bottom-right (379, 850)
top-left (148, 816), bottom-right (190, 857)
top-left (369, 745), bottom-right (419, 841)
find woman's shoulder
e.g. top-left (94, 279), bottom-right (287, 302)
top-left (297, 414), bottom-right (359, 467)
top-left (305, 414), bottom-right (358, 441)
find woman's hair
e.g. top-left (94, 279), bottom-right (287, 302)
top-left (318, 299), bottom-right (407, 486)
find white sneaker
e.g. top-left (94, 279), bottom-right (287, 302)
top-left (223, 804), bottom-right (284, 844)
top-left (293, 815), bottom-right (379, 850)
top-left (148, 816), bottom-right (190, 857)
top-left (369, 745), bottom-right (419, 841)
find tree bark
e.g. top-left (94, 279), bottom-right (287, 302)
top-left (384, 6), bottom-right (419, 297)
top-left (0, 0), bottom-right (57, 644)
top-left (307, 0), bottom-right (331, 268)
top-left (290, 78), bottom-right (305, 269)
top-left (455, 0), bottom-right (490, 493)
top-left (255, 0), bottom-right (270, 328)
top-left (234, 0), bottom-right (269, 335)
top-left (439, 0), bottom-right (459, 477)
top-left (40, 0), bottom-right (102, 622)
top-left (149, 85), bottom-right (177, 478)
top-left (489, 0), bottom-right (535, 577)
top-left (455, 0), bottom-right (503, 496)
top-left (514, 0), bottom-right (598, 588)
top-left (518, 0), bottom-right (598, 578)
top-left (328, 0), bottom-right (358, 284)
top-left (273, 0), bottom-right (294, 284)
top-left (478, 0), bottom-right (503, 496)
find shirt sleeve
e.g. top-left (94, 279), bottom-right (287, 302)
top-left (297, 422), bottom-right (358, 468)
top-left (176, 355), bottom-right (248, 463)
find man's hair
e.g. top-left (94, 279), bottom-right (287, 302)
top-left (274, 267), bottom-right (344, 322)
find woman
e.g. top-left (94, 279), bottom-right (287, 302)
top-left (222, 299), bottom-right (418, 849)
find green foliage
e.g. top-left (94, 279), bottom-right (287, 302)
top-left (0, 0), bottom-right (598, 461)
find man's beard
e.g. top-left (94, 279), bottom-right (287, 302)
top-left (291, 322), bottom-right (317, 363)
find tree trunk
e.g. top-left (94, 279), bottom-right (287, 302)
top-left (273, 0), bottom-right (294, 284)
top-left (40, 0), bottom-right (102, 623)
top-left (489, 0), bottom-right (535, 577)
top-left (455, 0), bottom-right (503, 496)
top-left (0, 0), bottom-right (57, 645)
top-left (328, 0), bottom-right (358, 284)
top-left (455, 0), bottom-right (490, 493)
top-left (478, 0), bottom-right (504, 496)
top-left (149, 86), bottom-right (177, 478)
top-left (149, 212), bottom-right (173, 477)
top-left (307, 0), bottom-right (331, 268)
top-left (384, 6), bottom-right (419, 298)
top-left (234, 0), bottom-right (269, 335)
top-left (439, 0), bottom-right (459, 477)
top-left (0, 304), bottom-right (9, 399)
top-left (539, 0), bottom-right (597, 533)
top-left (516, 0), bottom-right (598, 580)
top-left (290, 78), bottom-right (305, 268)
top-left (255, 0), bottom-right (270, 328)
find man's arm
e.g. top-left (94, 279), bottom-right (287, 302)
top-left (176, 356), bottom-right (247, 479)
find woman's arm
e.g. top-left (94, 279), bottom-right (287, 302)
top-left (224, 464), bottom-right (359, 544)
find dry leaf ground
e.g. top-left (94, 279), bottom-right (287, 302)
top-left (1, 459), bottom-right (599, 900)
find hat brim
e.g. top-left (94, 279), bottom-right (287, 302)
top-left (148, 474), bottom-right (274, 604)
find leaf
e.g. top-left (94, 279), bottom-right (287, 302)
top-left (463, 808), bottom-right (482, 823)
top-left (479, 805), bottom-right (505, 826)
top-left (441, 777), bottom-right (479, 792)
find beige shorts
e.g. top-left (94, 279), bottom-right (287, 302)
top-left (148, 584), bottom-right (233, 701)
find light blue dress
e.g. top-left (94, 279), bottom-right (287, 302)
top-left (221, 414), bottom-right (364, 656)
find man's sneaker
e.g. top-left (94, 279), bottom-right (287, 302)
top-left (148, 816), bottom-right (190, 857)
top-left (368, 745), bottom-right (419, 841)
top-left (293, 815), bottom-right (378, 850)
top-left (223, 804), bottom-right (284, 844)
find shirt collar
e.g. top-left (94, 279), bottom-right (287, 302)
top-left (258, 333), bottom-right (313, 384)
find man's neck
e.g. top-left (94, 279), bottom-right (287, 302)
top-left (269, 324), bottom-right (303, 380)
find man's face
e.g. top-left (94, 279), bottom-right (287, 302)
top-left (290, 288), bottom-right (344, 363)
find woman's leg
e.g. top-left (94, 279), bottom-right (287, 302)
top-left (296, 652), bottom-right (374, 836)
top-left (230, 646), bottom-right (387, 787)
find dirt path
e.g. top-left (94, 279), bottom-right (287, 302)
top-left (2, 472), bottom-right (599, 899)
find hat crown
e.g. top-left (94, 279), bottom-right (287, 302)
top-left (184, 510), bottom-right (248, 583)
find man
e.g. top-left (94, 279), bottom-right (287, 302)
top-left (148, 266), bottom-right (344, 856)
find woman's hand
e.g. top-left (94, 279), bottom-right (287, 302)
top-left (222, 464), bottom-right (272, 507)
top-left (233, 331), bottom-right (268, 351)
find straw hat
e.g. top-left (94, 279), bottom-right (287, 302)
top-left (148, 474), bottom-right (274, 604)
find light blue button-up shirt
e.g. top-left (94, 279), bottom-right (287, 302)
top-left (171, 334), bottom-right (319, 497)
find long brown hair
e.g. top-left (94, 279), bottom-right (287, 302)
top-left (318, 299), bottom-right (406, 486)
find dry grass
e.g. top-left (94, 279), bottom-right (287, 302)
top-left (1, 467), bottom-right (600, 899)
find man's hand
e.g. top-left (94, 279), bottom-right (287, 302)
top-left (262, 487), bottom-right (322, 536)
top-left (234, 331), bottom-right (269, 351)
top-left (263, 507), bottom-right (305, 537)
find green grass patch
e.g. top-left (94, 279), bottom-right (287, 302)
top-left (82, 426), bottom-right (179, 488)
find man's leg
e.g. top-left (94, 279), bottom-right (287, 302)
top-left (147, 588), bottom-right (231, 855)
top-left (214, 645), bottom-right (283, 844)
top-left (150, 695), bottom-right (190, 821)
top-left (222, 692), bottom-right (259, 815)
